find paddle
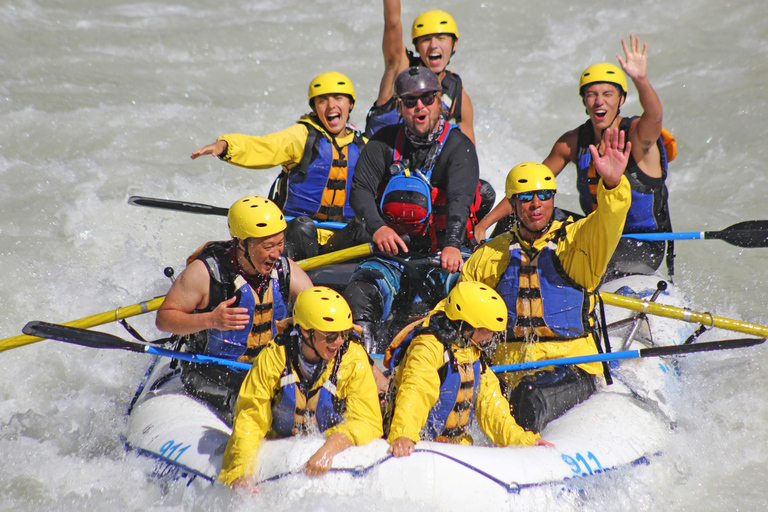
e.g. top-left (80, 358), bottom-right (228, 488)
top-left (622, 220), bottom-right (768, 248)
top-left (1, 241), bottom-right (375, 353)
top-left (128, 196), bottom-right (347, 230)
top-left (598, 291), bottom-right (768, 338)
top-left (491, 337), bottom-right (765, 374)
top-left (0, 297), bottom-right (166, 353)
top-left (22, 321), bottom-right (252, 371)
top-left (22, 322), bottom-right (764, 376)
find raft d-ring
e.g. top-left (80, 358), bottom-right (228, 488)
top-left (507, 481), bottom-right (521, 494)
top-left (702, 311), bottom-right (715, 330)
top-left (351, 465), bottom-right (367, 477)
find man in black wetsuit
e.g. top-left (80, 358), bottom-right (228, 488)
top-left (344, 67), bottom-right (480, 353)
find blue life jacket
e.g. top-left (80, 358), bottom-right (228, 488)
top-left (273, 121), bottom-right (364, 222)
top-left (575, 117), bottom-right (672, 234)
top-left (271, 333), bottom-right (348, 437)
top-left (424, 352), bottom-right (482, 440)
top-left (496, 234), bottom-right (591, 342)
top-left (193, 241), bottom-right (290, 361)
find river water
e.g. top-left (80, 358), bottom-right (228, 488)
top-left (1, 0), bottom-right (766, 510)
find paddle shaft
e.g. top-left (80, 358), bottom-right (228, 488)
top-left (128, 196), bottom-right (347, 230)
top-left (599, 291), bottom-right (768, 338)
top-left (0, 297), bottom-right (165, 352)
top-left (491, 337), bottom-right (765, 374)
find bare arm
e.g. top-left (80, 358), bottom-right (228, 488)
top-left (473, 199), bottom-right (511, 243)
top-left (458, 90), bottom-right (475, 144)
top-left (618, 34), bottom-right (663, 165)
top-left (376, 0), bottom-right (410, 105)
top-left (304, 432), bottom-right (354, 476)
top-left (542, 130), bottom-right (578, 176)
top-left (287, 259), bottom-right (313, 301)
top-left (155, 260), bottom-right (250, 335)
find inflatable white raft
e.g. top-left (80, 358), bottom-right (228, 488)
top-left (125, 274), bottom-right (696, 503)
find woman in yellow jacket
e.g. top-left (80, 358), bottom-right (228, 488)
top-left (192, 72), bottom-right (370, 260)
top-left (219, 286), bottom-right (383, 489)
top-left (386, 282), bottom-right (553, 457)
top-left (460, 128), bottom-right (632, 433)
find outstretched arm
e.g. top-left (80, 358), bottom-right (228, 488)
top-left (589, 127), bottom-right (631, 189)
top-left (618, 34), bottom-right (662, 159)
top-left (376, 0), bottom-right (410, 105)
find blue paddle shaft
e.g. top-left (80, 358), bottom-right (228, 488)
top-left (623, 232), bottom-right (703, 241)
top-left (145, 346), bottom-right (253, 371)
top-left (491, 350), bottom-right (642, 373)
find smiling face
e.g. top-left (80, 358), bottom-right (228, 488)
top-left (312, 93), bottom-right (353, 136)
top-left (397, 91), bottom-right (442, 137)
top-left (300, 327), bottom-right (345, 362)
top-left (240, 232), bottom-right (284, 276)
top-left (414, 34), bottom-right (457, 76)
top-left (510, 193), bottom-right (555, 240)
top-left (582, 83), bottom-right (625, 131)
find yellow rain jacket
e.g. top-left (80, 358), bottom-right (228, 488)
top-left (460, 176), bottom-right (631, 388)
top-left (219, 337), bottom-right (383, 486)
top-left (388, 304), bottom-right (541, 447)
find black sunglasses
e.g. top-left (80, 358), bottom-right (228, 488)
top-left (400, 92), bottom-right (438, 109)
top-left (516, 190), bottom-right (554, 203)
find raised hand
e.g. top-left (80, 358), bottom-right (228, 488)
top-left (617, 34), bottom-right (648, 82)
top-left (589, 127), bottom-right (631, 189)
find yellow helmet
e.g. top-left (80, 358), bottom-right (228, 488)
top-left (411, 10), bottom-right (459, 43)
top-left (444, 282), bottom-right (507, 332)
top-left (504, 162), bottom-right (557, 199)
top-left (308, 71), bottom-right (356, 107)
top-left (579, 63), bottom-right (628, 97)
top-left (227, 196), bottom-right (286, 240)
top-left (293, 286), bottom-right (354, 332)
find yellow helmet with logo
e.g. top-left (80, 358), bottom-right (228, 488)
top-left (411, 10), bottom-right (459, 43)
top-left (504, 162), bottom-right (557, 199)
top-left (308, 71), bottom-right (356, 107)
top-left (579, 63), bottom-right (628, 97)
top-left (227, 196), bottom-right (286, 240)
top-left (293, 286), bottom-right (354, 332)
top-left (444, 282), bottom-right (507, 332)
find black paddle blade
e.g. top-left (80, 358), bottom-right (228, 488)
top-left (128, 196), bottom-right (229, 217)
top-left (22, 322), bottom-right (145, 352)
top-left (710, 220), bottom-right (768, 248)
top-left (641, 337), bottom-right (765, 358)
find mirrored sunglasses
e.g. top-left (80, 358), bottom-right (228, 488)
top-left (517, 190), bottom-right (554, 203)
top-left (400, 92), bottom-right (438, 109)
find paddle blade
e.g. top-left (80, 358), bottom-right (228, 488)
top-left (711, 220), bottom-right (768, 248)
top-left (128, 196), bottom-right (229, 216)
top-left (641, 337), bottom-right (765, 357)
top-left (22, 322), bottom-right (146, 353)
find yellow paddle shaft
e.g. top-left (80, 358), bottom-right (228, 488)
top-left (0, 297), bottom-right (166, 352)
top-left (296, 242), bottom-right (373, 270)
top-left (1, 242), bottom-right (374, 352)
top-left (599, 291), bottom-right (768, 338)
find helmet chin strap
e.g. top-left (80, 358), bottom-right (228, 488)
top-left (300, 329), bottom-right (323, 362)
top-left (238, 238), bottom-right (259, 272)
